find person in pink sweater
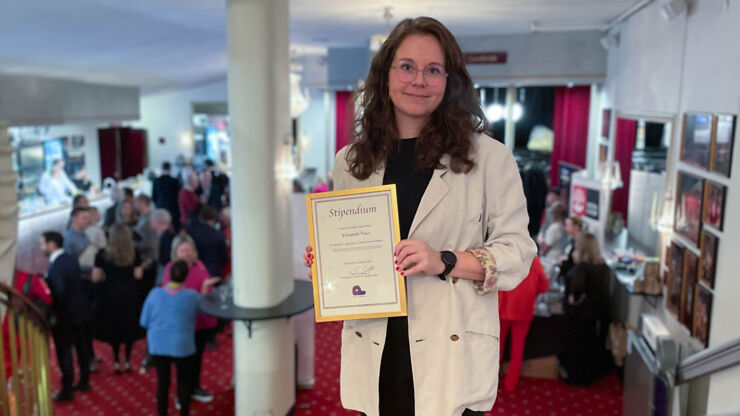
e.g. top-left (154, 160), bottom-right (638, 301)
top-left (499, 256), bottom-right (550, 391)
top-left (161, 234), bottom-right (219, 403)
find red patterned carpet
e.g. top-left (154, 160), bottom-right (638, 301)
top-left (52, 322), bottom-right (622, 415)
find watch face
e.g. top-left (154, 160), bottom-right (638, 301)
top-left (442, 251), bottom-right (456, 265)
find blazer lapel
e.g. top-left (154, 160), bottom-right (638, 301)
top-left (408, 163), bottom-right (450, 237)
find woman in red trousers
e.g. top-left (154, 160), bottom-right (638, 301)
top-left (499, 256), bottom-right (550, 391)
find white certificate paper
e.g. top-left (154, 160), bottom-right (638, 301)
top-left (306, 185), bottom-right (407, 322)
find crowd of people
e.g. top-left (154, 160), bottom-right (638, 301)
top-left (28, 159), bottom-right (231, 415)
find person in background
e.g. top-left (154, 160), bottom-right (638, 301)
top-left (498, 256), bottom-right (550, 392)
top-left (186, 205), bottom-right (228, 279)
top-left (92, 224), bottom-right (144, 373)
top-left (538, 202), bottom-right (568, 261)
top-left (203, 159), bottom-right (228, 211)
top-left (66, 194), bottom-right (90, 230)
top-left (140, 260), bottom-right (216, 416)
top-left (84, 207), bottom-right (107, 250)
top-left (161, 235), bottom-right (219, 403)
top-left (63, 207), bottom-right (91, 260)
top-left (559, 233), bottom-right (613, 385)
top-left (178, 172), bottom-right (200, 228)
top-left (150, 209), bottom-right (176, 282)
top-left (82, 206), bottom-right (107, 373)
top-left (39, 231), bottom-right (92, 401)
top-left (537, 188), bottom-right (561, 240)
top-left (73, 169), bottom-right (92, 192)
top-left (153, 162), bottom-right (182, 231)
top-left (104, 187), bottom-right (124, 228)
top-left (135, 194), bottom-right (158, 299)
top-left (38, 159), bottom-right (78, 206)
top-left (117, 198), bottom-right (140, 230)
top-left (558, 215), bottom-right (584, 283)
top-left (219, 207), bottom-right (232, 279)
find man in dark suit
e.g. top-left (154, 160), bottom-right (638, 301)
top-left (39, 231), bottom-right (93, 401)
top-left (152, 161), bottom-right (182, 231)
top-left (187, 205), bottom-right (228, 278)
top-left (203, 159), bottom-right (229, 211)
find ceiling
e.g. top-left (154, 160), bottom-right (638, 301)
top-left (0, 0), bottom-right (637, 89)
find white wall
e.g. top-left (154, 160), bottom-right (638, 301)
top-left (133, 79), bottom-right (228, 170)
top-left (607, 0), bottom-right (740, 413)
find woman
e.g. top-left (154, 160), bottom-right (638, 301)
top-left (116, 199), bottom-right (139, 229)
top-left (557, 215), bottom-right (584, 282)
top-left (305, 17), bottom-right (535, 416)
top-left (559, 233), bottom-right (612, 385)
top-left (92, 223), bottom-right (145, 373)
top-left (38, 159), bottom-right (78, 206)
top-left (498, 256), bottom-right (550, 392)
top-left (161, 235), bottom-right (219, 403)
top-left (538, 202), bottom-right (567, 260)
top-left (141, 260), bottom-right (216, 416)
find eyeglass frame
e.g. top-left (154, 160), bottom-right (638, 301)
top-left (389, 60), bottom-right (449, 85)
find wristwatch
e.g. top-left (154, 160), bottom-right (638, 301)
top-left (438, 251), bottom-right (457, 281)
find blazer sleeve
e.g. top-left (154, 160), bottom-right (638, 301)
top-left (481, 147), bottom-right (537, 292)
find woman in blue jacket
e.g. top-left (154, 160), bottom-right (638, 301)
top-left (140, 260), bottom-right (216, 415)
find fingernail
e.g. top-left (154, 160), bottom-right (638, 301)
top-left (401, 272), bottom-right (405, 276)
top-left (394, 260), bottom-right (398, 264)
top-left (395, 267), bottom-right (399, 271)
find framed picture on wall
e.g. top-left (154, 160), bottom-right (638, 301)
top-left (674, 172), bottom-right (704, 245)
top-left (666, 242), bottom-right (685, 319)
top-left (681, 250), bottom-right (699, 328)
top-left (680, 113), bottom-right (713, 170)
top-left (692, 284), bottom-right (713, 348)
top-left (698, 230), bottom-right (718, 289)
top-left (711, 114), bottom-right (736, 177)
top-left (702, 181), bottom-right (726, 231)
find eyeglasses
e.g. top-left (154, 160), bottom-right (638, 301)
top-left (390, 62), bottom-right (448, 85)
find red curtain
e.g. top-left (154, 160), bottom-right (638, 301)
top-left (550, 86), bottom-right (591, 187)
top-left (335, 91), bottom-right (354, 153)
top-left (612, 118), bottom-right (637, 224)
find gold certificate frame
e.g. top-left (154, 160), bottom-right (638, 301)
top-left (306, 185), bottom-right (406, 322)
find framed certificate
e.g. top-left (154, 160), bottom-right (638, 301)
top-left (306, 185), bottom-right (407, 322)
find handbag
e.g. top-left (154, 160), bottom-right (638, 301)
top-left (22, 275), bottom-right (57, 328)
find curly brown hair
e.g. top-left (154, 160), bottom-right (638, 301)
top-left (346, 17), bottom-right (486, 180)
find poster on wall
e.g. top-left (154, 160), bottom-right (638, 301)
top-left (681, 250), bottom-right (698, 328)
top-left (702, 181), bottom-right (726, 231)
top-left (711, 114), bottom-right (736, 177)
top-left (680, 113), bottom-right (713, 170)
top-left (571, 185), bottom-right (600, 220)
top-left (559, 161), bottom-right (582, 214)
top-left (698, 230), bottom-right (718, 289)
top-left (674, 172), bottom-right (704, 245)
top-left (666, 242), bottom-right (685, 318)
top-left (692, 284), bottom-right (713, 348)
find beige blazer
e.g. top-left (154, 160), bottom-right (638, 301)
top-left (333, 133), bottom-right (537, 416)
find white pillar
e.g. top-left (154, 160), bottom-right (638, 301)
top-left (226, 0), bottom-right (295, 414)
top-left (504, 85), bottom-right (516, 149)
top-left (0, 122), bottom-right (18, 287)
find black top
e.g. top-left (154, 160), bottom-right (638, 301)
top-left (379, 138), bottom-right (432, 415)
top-left (187, 221), bottom-right (229, 277)
top-left (383, 138), bottom-right (433, 239)
top-left (46, 253), bottom-right (92, 328)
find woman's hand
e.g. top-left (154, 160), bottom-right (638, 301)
top-left (201, 277), bottom-right (221, 294)
top-left (394, 240), bottom-right (445, 277)
top-left (134, 267), bottom-right (144, 280)
top-left (303, 245), bottom-right (314, 280)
